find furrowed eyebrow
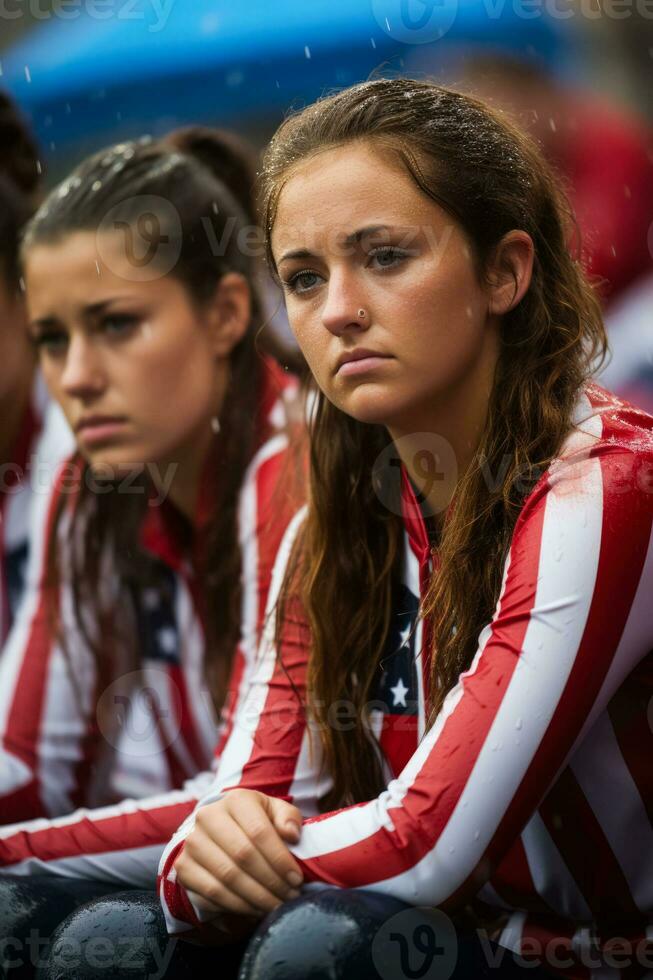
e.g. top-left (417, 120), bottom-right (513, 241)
top-left (277, 225), bottom-right (395, 264)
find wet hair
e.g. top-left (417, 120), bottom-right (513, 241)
top-left (0, 90), bottom-right (42, 292)
top-left (24, 127), bottom-right (289, 710)
top-left (261, 77), bottom-right (607, 808)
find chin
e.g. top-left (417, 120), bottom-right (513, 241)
top-left (83, 450), bottom-right (151, 480)
top-left (334, 386), bottom-right (407, 429)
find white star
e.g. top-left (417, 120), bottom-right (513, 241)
top-left (156, 627), bottom-right (177, 654)
top-left (390, 677), bottom-right (409, 708)
top-left (398, 622), bottom-right (412, 649)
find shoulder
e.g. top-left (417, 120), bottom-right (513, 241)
top-left (517, 383), bottom-right (653, 535)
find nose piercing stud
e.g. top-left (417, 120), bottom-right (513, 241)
top-left (358, 309), bottom-right (366, 319)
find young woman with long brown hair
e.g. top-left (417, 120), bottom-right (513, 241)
top-left (0, 127), bottom-right (304, 976)
top-left (0, 91), bottom-right (73, 645)
top-left (37, 77), bottom-right (653, 980)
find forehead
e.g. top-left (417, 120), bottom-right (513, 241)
top-left (24, 231), bottom-right (168, 314)
top-left (271, 142), bottom-right (437, 257)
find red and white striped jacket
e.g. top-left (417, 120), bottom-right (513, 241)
top-left (159, 383), bottom-right (653, 980)
top-left (0, 373), bottom-right (73, 645)
top-left (0, 359), bottom-right (303, 888)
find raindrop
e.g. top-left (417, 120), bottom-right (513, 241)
top-left (304, 45), bottom-right (311, 59)
top-left (370, 37), bottom-right (376, 49)
top-left (474, 830), bottom-right (480, 841)
top-left (548, 118), bottom-right (556, 133)
top-left (18, 276), bottom-right (25, 293)
top-left (448, 846), bottom-right (455, 854)
top-left (385, 16), bottom-right (391, 29)
top-left (553, 549), bottom-right (563, 562)
top-left (24, 65), bottom-right (31, 83)
top-left (36, 160), bottom-right (42, 175)
top-left (95, 261), bottom-right (101, 276)
top-left (0, 61), bottom-right (3, 77)
top-left (515, 717), bottom-right (523, 731)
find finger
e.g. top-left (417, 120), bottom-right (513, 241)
top-left (226, 794), bottom-right (304, 887)
top-left (213, 814), bottom-right (301, 902)
top-left (184, 829), bottom-right (299, 914)
top-left (266, 797), bottom-right (304, 845)
top-left (174, 852), bottom-right (264, 918)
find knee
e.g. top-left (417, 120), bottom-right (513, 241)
top-left (239, 888), bottom-right (417, 980)
top-left (37, 892), bottom-right (173, 980)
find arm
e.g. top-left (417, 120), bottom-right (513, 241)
top-left (289, 448), bottom-right (653, 903)
top-left (162, 447), bottom-right (653, 930)
top-left (158, 507), bottom-right (326, 934)
top-left (0, 461), bottom-right (95, 823)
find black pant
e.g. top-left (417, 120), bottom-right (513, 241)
top-left (0, 875), bottom-right (556, 979)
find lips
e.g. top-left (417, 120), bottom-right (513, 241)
top-left (335, 348), bottom-right (392, 373)
top-left (75, 415), bottom-right (127, 433)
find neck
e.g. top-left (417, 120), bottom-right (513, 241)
top-left (163, 365), bottom-right (229, 521)
top-left (388, 331), bottom-right (499, 523)
top-left (164, 425), bottom-right (214, 522)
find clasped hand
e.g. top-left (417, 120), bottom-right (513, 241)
top-left (174, 788), bottom-right (305, 920)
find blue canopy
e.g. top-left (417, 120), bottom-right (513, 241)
top-left (2, 0), bottom-right (578, 165)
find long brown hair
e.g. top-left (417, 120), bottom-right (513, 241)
top-left (261, 78), bottom-right (607, 809)
top-left (23, 127), bottom-right (292, 713)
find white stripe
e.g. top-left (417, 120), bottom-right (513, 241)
top-left (196, 506), bottom-right (308, 799)
top-left (521, 810), bottom-right (593, 920)
top-left (3, 843), bottom-right (166, 888)
top-left (578, 518), bottom-right (653, 749)
top-left (293, 462), bottom-right (604, 905)
top-left (497, 910), bottom-right (527, 955)
top-left (403, 536), bottom-right (426, 738)
top-left (176, 579), bottom-right (216, 762)
top-left (571, 711), bottom-right (653, 911)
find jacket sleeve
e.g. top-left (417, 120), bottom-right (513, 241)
top-left (0, 460), bottom-right (98, 824)
top-left (157, 507), bottom-right (327, 935)
top-left (159, 447), bottom-right (653, 933)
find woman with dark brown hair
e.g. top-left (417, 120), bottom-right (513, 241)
top-left (0, 91), bottom-right (73, 645)
top-left (0, 127), bottom-right (304, 977)
top-left (38, 77), bottom-right (653, 979)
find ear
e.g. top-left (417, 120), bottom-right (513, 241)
top-left (205, 272), bottom-right (251, 358)
top-left (486, 231), bottom-right (534, 316)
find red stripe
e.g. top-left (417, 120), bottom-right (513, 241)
top-left (237, 595), bottom-right (309, 800)
top-left (540, 768), bottom-right (642, 928)
top-left (607, 657), bottom-right (653, 829)
top-left (299, 489), bottom-right (548, 885)
top-left (518, 918), bottom-right (591, 980)
top-left (1, 466), bottom-right (68, 821)
top-left (214, 648), bottom-right (246, 760)
top-left (169, 665), bottom-right (208, 774)
top-left (0, 801), bottom-right (195, 867)
top-left (488, 837), bottom-right (544, 915)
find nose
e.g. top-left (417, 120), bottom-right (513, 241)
top-left (60, 334), bottom-right (106, 400)
top-left (321, 271), bottom-right (370, 337)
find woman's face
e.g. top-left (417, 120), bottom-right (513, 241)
top-left (24, 230), bottom-right (235, 478)
top-left (272, 142), bottom-right (498, 432)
